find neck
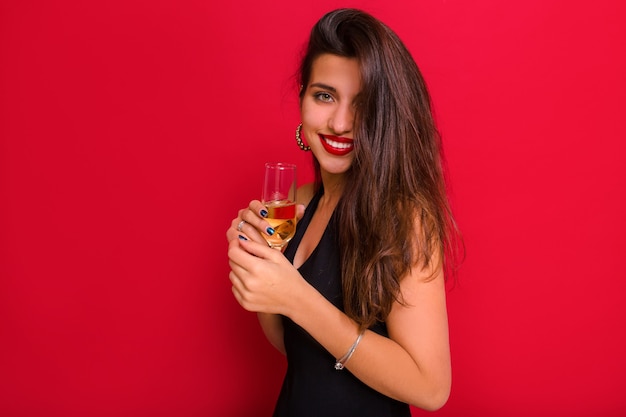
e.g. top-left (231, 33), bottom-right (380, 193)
top-left (320, 172), bottom-right (345, 210)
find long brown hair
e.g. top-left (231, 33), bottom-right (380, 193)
top-left (298, 9), bottom-right (462, 328)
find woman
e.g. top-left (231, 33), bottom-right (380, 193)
top-left (226, 8), bottom-right (461, 416)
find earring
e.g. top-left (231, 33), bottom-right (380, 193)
top-left (295, 123), bottom-right (311, 151)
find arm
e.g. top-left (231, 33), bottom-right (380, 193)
top-left (229, 236), bottom-right (450, 411)
top-left (255, 182), bottom-right (316, 354)
top-left (257, 313), bottom-right (285, 355)
top-left (289, 261), bottom-right (450, 410)
top-left (228, 183), bottom-right (315, 355)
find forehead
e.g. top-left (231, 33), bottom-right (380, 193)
top-left (310, 54), bottom-right (361, 94)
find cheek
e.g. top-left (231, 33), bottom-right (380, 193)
top-left (300, 100), bottom-right (324, 129)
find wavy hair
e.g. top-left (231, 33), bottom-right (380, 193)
top-left (298, 9), bottom-right (462, 328)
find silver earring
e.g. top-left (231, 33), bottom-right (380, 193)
top-left (295, 123), bottom-right (310, 151)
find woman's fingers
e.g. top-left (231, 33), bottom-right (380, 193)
top-left (228, 244), bottom-right (275, 313)
top-left (231, 217), bottom-right (264, 243)
top-left (226, 201), bottom-right (276, 245)
top-left (243, 200), bottom-right (275, 238)
top-left (227, 236), bottom-right (296, 313)
top-left (249, 199), bottom-right (269, 219)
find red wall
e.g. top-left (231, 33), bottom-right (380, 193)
top-left (1, 1), bottom-right (625, 416)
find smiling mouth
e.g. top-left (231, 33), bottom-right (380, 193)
top-left (319, 134), bottom-right (354, 156)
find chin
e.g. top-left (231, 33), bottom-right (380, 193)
top-left (319, 160), bottom-right (353, 176)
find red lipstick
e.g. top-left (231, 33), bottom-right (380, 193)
top-left (318, 134), bottom-right (354, 156)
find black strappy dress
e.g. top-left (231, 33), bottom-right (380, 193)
top-left (273, 186), bottom-right (411, 417)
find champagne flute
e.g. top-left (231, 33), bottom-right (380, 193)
top-left (262, 162), bottom-right (297, 248)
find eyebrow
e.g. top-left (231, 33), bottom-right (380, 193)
top-left (309, 82), bottom-right (337, 93)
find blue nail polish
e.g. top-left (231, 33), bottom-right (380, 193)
top-left (238, 234), bottom-right (248, 241)
top-left (266, 227), bottom-right (275, 236)
top-left (260, 209), bottom-right (268, 218)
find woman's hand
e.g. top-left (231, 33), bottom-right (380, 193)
top-left (226, 199), bottom-right (305, 246)
top-left (226, 200), bottom-right (274, 246)
top-left (227, 236), bottom-right (305, 316)
top-left (226, 199), bottom-right (307, 315)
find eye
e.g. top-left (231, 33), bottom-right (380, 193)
top-left (314, 92), bottom-right (334, 103)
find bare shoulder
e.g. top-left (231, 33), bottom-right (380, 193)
top-left (297, 183), bottom-right (316, 208)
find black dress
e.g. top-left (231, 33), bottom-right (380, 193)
top-left (273, 187), bottom-right (411, 417)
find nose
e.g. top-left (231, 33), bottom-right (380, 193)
top-left (328, 103), bottom-right (354, 135)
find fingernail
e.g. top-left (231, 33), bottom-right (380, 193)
top-left (260, 209), bottom-right (268, 218)
top-left (266, 227), bottom-right (275, 236)
top-left (238, 234), bottom-right (248, 241)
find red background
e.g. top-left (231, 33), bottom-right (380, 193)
top-left (1, 0), bottom-right (625, 416)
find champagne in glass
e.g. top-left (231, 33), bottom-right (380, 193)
top-left (262, 163), bottom-right (297, 248)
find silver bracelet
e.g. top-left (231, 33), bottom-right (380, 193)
top-left (334, 329), bottom-right (365, 370)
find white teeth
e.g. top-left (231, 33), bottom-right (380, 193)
top-left (324, 137), bottom-right (353, 149)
